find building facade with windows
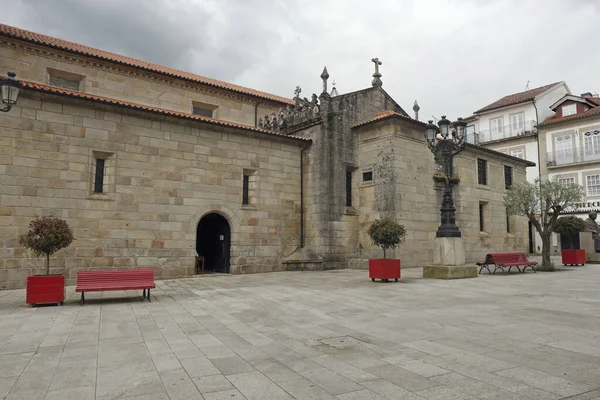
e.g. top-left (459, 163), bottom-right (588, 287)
top-left (0, 24), bottom-right (532, 288)
top-left (465, 82), bottom-right (570, 184)
top-left (540, 92), bottom-right (600, 219)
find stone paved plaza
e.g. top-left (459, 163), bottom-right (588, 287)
top-left (0, 265), bottom-right (600, 400)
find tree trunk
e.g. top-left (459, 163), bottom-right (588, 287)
top-left (541, 234), bottom-right (552, 266)
top-left (383, 248), bottom-right (387, 260)
top-left (46, 253), bottom-right (50, 276)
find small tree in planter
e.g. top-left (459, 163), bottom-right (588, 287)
top-left (19, 215), bottom-right (74, 306)
top-left (367, 218), bottom-right (406, 282)
top-left (554, 216), bottom-right (586, 266)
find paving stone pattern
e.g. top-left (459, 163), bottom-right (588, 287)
top-left (0, 264), bottom-right (600, 399)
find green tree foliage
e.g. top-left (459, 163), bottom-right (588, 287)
top-left (367, 218), bottom-right (406, 259)
top-left (505, 179), bottom-right (584, 268)
top-left (19, 215), bottom-right (74, 275)
top-left (554, 216), bottom-right (586, 236)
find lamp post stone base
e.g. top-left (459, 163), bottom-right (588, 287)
top-left (423, 237), bottom-right (477, 279)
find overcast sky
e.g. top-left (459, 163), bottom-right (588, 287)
top-left (2, 0), bottom-right (599, 122)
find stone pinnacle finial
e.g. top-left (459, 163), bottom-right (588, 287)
top-left (413, 100), bottom-right (420, 120)
top-left (320, 66), bottom-right (329, 94)
top-left (330, 80), bottom-right (339, 97)
top-left (371, 57), bottom-right (382, 87)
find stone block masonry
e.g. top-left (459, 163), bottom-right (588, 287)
top-left (0, 93), bottom-right (304, 289)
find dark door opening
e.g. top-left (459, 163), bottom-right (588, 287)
top-left (196, 213), bottom-right (231, 274)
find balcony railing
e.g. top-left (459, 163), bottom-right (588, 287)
top-left (547, 148), bottom-right (600, 167)
top-left (466, 120), bottom-right (537, 145)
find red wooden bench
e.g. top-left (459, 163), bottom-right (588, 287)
top-left (76, 269), bottom-right (155, 305)
top-left (476, 252), bottom-right (537, 275)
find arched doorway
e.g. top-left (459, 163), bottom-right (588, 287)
top-left (197, 213), bottom-right (231, 273)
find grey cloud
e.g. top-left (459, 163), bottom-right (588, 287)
top-left (2, 0), bottom-right (599, 121)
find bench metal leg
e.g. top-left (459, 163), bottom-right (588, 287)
top-left (142, 289), bottom-right (146, 299)
top-left (147, 289), bottom-right (151, 302)
top-left (80, 292), bottom-right (85, 306)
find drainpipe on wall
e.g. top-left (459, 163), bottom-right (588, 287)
top-left (533, 99), bottom-right (541, 181)
top-left (300, 144), bottom-right (307, 248)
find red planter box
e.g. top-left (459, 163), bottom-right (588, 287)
top-left (561, 249), bottom-right (586, 266)
top-left (369, 259), bottom-right (401, 282)
top-left (26, 275), bottom-right (65, 306)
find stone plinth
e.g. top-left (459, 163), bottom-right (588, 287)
top-left (579, 232), bottom-right (600, 262)
top-left (433, 237), bottom-right (465, 266)
top-left (424, 237), bottom-right (477, 279)
top-left (281, 248), bottom-right (323, 271)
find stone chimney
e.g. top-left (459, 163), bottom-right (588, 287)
top-left (581, 92), bottom-right (593, 98)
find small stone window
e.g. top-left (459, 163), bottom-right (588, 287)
top-left (479, 202), bottom-right (486, 232)
top-left (346, 170), bottom-right (353, 207)
top-left (192, 101), bottom-right (218, 118)
top-left (504, 165), bottom-right (513, 189)
top-left (477, 158), bottom-right (488, 185)
top-left (47, 68), bottom-right (84, 91)
top-left (94, 158), bottom-right (105, 193)
top-left (242, 169), bottom-right (257, 207)
top-left (506, 208), bottom-right (511, 233)
top-left (362, 170), bottom-right (373, 182)
top-left (90, 150), bottom-right (115, 199)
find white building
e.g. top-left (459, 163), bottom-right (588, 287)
top-left (465, 82), bottom-right (571, 253)
top-left (466, 82), bottom-right (570, 183)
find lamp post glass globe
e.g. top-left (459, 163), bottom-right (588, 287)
top-left (0, 72), bottom-right (21, 112)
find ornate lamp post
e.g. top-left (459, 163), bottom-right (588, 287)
top-left (0, 72), bottom-right (21, 112)
top-left (425, 116), bottom-right (467, 238)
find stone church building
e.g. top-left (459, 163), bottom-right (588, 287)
top-left (0, 24), bottom-right (533, 288)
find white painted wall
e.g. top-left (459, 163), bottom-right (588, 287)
top-left (492, 139), bottom-right (540, 183)
top-left (536, 82), bottom-right (571, 122)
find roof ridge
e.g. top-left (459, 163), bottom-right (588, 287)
top-left (0, 23), bottom-right (294, 105)
top-left (20, 80), bottom-right (309, 142)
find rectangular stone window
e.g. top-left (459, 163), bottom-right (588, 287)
top-left (242, 169), bottom-right (257, 207)
top-left (94, 158), bottom-right (105, 193)
top-left (506, 208), bottom-right (511, 233)
top-left (242, 174), bottom-right (250, 205)
top-left (192, 101), bottom-right (218, 118)
top-left (362, 171), bottom-right (373, 182)
top-left (90, 150), bottom-right (115, 199)
top-left (346, 170), bottom-right (353, 207)
top-left (47, 68), bottom-right (84, 91)
top-left (479, 202), bottom-right (486, 232)
top-left (477, 158), bottom-right (487, 185)
top-left (504, 165), bottom-right (513, 189)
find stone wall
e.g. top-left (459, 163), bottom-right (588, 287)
top-left (0, 40), bottom-right (284, 127)
top-left (454, 148), bottom-right (529, 262)
top-left (0, 92), bottom-right (304, 289)
top-left (293, 88), bottom-right (407, 269)
top-left (353, 119), bottom-right (530, 268)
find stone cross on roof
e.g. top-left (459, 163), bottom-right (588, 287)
top-left (371, 57), bottom-right (383, 87)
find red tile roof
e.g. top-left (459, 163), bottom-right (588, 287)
top-left (0, 23), bottom-right (294, 105)
top-left (20, 81), bottom-right (310, 142)
top-left (353, 110), bottom-right (423, 128)
top-left (474, 82), bottom-right (563, 114)
top-left (540, 102), bottom-right (600, 127)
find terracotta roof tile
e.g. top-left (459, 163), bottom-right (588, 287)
top-left (540, 103), bottom-right (600, 127)
top-left (0, 23), bottom-right (294, 105)
top-left (20, 81), bottom-right (310, 142)
top-left (353, 110), bottom-right (423, 128)
top-left (474, 82), bottom-right (563, 114)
